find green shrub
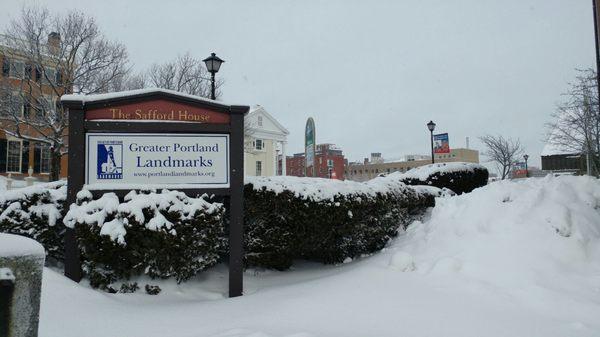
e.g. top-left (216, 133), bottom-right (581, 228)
top-left (0, 182), bottom-right (66, 262)
top-left (243, 176), bottom-right (435, 270)
top-left (399, 162), bottom-right (488, 194)
top-left (63, 189), bottom-right (226, 290)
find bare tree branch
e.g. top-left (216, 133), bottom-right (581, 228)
top-left (0, 6), bottom-right (130, 180)
top-left (479, 134), bottom-right (524, 179)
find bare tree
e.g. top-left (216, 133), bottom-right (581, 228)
top-left (141, 52), bottom-right (222, 99)
top-left (545, 68), bottom-right (600, 176)
top-left (0, 6), bottom-right (130, 180)
top-left (479, 135), bottom-right (524, 179)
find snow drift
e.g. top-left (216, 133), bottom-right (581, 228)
top-left (396, 175), bottom-right (600, 290)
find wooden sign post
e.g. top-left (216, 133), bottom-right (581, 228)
top-left (61, 89), bottom-right (249, 297)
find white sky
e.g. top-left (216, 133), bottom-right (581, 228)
top-left (1, 0), bottom-right (595, 167)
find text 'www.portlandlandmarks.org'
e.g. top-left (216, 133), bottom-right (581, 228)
top-left (133, 171), bottom-right (217, 179)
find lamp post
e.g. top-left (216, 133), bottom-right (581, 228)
top-left (203, 52), bottom-right (225, 100)
top-left (427, 120), bottom-right (436, 164)
top-left (523, 154), bottom-right (529, 178)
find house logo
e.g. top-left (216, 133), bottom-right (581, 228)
top-left (97, 141), bottom-right (123, 179)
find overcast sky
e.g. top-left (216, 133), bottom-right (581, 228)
top-left (1, 0), bottom-right (595, 167)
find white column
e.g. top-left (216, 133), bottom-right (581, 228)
top-left (281, 141), bottom-right (287, 176)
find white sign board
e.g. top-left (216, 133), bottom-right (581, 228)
top-left (85, 133), bottom-right (229, 189)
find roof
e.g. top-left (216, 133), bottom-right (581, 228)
top-left (247, 105), bottom-right (289, 135)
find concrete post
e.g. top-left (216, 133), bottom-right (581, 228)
top-left (0, 234), bottom-right (45, 337)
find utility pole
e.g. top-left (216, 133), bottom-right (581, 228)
top-left (592, 0), bottom-right (600, 176)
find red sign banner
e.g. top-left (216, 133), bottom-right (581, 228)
top-left (85, 99), bottom-right (230, 124)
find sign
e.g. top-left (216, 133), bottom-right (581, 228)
top-left (305, 117), bottom-right (316, 176)
top-left (62, 89), bottom-right (248, 298)
top-left (85, 99), bottom-right (230, 123)
top-left (433, 133), bottom-right (450, 154)
top-left (85, 133), bottom-right (229, 189)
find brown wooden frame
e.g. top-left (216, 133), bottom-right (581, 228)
top-left (62, 90), bottom-right (248, 297)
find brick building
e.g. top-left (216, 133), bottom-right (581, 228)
top-left (286, 143), bottom-right (346, 179)
top-left (0, 33), bottom-right (68, 180)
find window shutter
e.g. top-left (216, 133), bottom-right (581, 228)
top-left (0, 139), bottom-right (6, 173)
top-left (21, 141), bottom-right (29, 173)
top-left (33, 143), bottom-right (41, 173)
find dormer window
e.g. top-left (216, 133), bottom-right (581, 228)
top-left (254, 139), bottom-right (264, 151)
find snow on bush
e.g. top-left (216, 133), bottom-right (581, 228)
top-left (244, 175), bottom-right (437, 269)
top-left (395, 162), bottom-right (488, 194)
top-left (65, 189), bottom-right (226, 290)
top-left (0, 181), bottom-right (66, 261)
top-left (397, 175), bottom-right (600, 290)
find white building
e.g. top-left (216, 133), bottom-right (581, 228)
top-left (244, 105), bottom-right (289, 176)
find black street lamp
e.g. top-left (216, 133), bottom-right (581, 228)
top-left (203, 52), bottom-right (225, 100)
top-left (523, 154), bottom-right (529, 177)
top-left (427, 120), bottom-right (436, 164)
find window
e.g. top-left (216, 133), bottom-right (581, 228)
top-left (256, 161), bottom-right (262, 176)
top-left (257, 116), bottom-right (263, 127)
top-left (10, 60), bottom-right (24, 78)
top-left (1, 58), bottom-right (9, 76)
top-left (39, 144), bottom-right (51, 173)
top-left (327, 159), bottom-right (333, 167)
top-left (25, 64), bottom-right (33, 79)
top-left (44, 67), bottom-right (56, 84)
top-left (254, 139), bottom-right (264, 150)
top-left (7, 140), bottom-right (22, 173)
top-left (10, 93), bottom-right (24, 116)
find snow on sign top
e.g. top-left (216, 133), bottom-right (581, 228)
top-left (60, 88), bottom-right (248, 124)
top-left (0, 233), bottom-right (45, 258)
top-left (61, 88), bottom-right (230, 105)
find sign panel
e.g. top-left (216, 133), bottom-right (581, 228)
top-left (305, 117), bottom-right (316, 176)
top-left (85, 99), bottom-right (230, 123)
top-left (85, 133), bottom-right (229, 189)
top-left (433, 133), bottom-right (450, 154)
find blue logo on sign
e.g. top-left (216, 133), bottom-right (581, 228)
top-left (97, 141), bottom-right (123, 179)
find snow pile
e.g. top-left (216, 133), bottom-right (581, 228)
top-left (37, 175), bottom-right (600, 337)
top-left (396, 175), bottom-right (600, 290)
top-left (63, 189), bottom-right (222, 244)
top-left (0, 233), bottom-right (45, 258)
top-left (399, 162), bottom-right (486, 181)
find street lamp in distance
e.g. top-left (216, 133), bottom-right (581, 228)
top-left (523, 154), bottom-right (529, 178)
top-left (203, 52), bottom-right (225, 100)
top-left (427, 120), bottom-right (436, 164)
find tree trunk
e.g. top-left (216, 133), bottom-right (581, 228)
top-left (49, 150), bottom-right (61, 182)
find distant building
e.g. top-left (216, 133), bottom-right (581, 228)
top-left (286, 143), bottom-right (345, 179)
top-left (345, 148), bottom-right (479, 182)
top-left (244, 105), bottom-right (289, 177)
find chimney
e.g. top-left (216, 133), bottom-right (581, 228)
top-left (364, 157), bottom-right (369, 165)
top-left (47, 32), bottom-right (60, 54)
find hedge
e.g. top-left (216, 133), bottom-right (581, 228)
top-left (0, 181), bottom-right (66, 262)
top-left (0, 175), bottom-right (441, 290)
top-left (397, 162), bottom-right (488, 194)
top-left (243, 176), bottom-right (435, 270)
top-left (63, 189), bottom-right (225, 291)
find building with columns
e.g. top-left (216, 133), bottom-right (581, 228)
top-left (244, 105), bottom-right (289, 176)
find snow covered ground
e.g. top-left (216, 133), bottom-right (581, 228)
top-left (39, 175), bottom-right (600, 337)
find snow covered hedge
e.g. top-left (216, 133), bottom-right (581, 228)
top-left (63, 190), bottom-right (225, 290)
top-left (0, 181), bottom-right (66, 262)
top-left (397, 162), bottom-right (488, 194)
top-left (244, 176), bottom-right (435, 270)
